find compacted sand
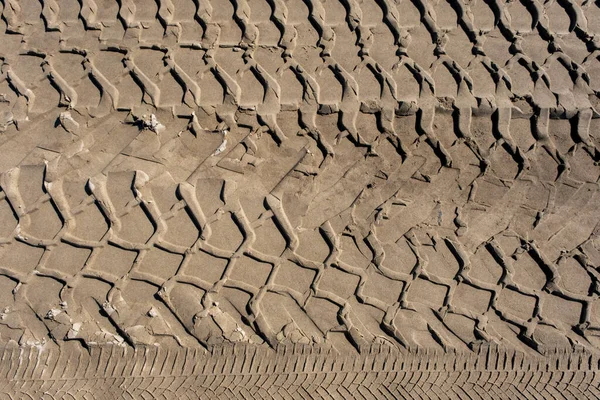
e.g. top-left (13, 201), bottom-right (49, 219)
top-left (0, 0), bottom-right (599, 398)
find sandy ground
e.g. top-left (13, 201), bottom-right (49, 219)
top-left (0, 0), bottom-right (599, 397)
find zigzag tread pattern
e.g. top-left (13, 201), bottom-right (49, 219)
top-left (0, 0), bottom-right (599, 396)
top-left (0, 344), bottom-right (599, 399)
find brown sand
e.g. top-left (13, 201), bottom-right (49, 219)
top-left (0, 0), bottom-right (599, 397)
